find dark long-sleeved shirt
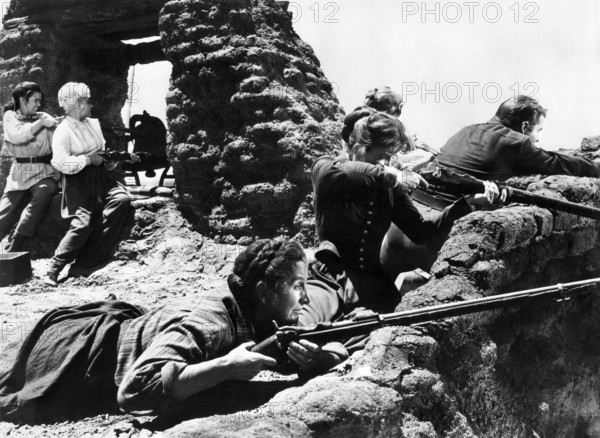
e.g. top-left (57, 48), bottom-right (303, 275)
top-left (312, 156), bottom-right (472, 275)
top-left (437, 121), bottom-right (600, 181)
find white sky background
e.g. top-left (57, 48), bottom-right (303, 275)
top-left (10, 0), bottom-right (594, 151)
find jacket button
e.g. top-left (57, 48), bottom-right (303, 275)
top-left (366, 220), bottom-right (371, 225)
top-left (363, 230), bottom-right (368, 234)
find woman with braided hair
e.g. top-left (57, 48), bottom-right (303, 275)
top-left (309, 111), bottom-right (501, 314)
top-left (0, 239), bottom-right (346, 424)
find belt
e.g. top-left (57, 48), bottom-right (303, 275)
top-left (15, 155), bottom-right (52, 164)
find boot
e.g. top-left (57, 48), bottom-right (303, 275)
top-left (43, 262), bottom-right (62, 287)
top-left (6, 232), bottom-right (26, 252)
top-left (43, 271), bottom-right (58, 287)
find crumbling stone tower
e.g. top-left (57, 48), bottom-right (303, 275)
top-left (0, 0), bottom-right (344, 243)
top-left (160, 0), bottom-right (344, 242)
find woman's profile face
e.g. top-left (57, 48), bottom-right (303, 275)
top-left (20, 92), bottom-right (42, 116)
top-left (267, 260), bottom-right (309, 326)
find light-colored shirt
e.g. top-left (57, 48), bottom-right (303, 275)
top-left (2, 110), bottom-right (58, 192)
top-left (51, 116), bottom-right (105, 175)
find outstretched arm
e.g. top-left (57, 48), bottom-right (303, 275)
top-left (169, 341), bottom-right (277, 402)
top-left (515, 139), bottom-right (600, 177)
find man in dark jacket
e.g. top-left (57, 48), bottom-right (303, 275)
top-left (437, 95), bottom-right (600, 181)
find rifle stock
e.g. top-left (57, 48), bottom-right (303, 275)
top-left (252, 278), bottom-right (599, 360)
top-left (420, 165), bottom-right (600, 220)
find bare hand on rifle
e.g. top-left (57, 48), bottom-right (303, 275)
top-left (384, 166), bottom-right (429, 192)
top-left (468, 180), bottom-right (508, 207)
top-left (128, 153), bottom-right (141, 164)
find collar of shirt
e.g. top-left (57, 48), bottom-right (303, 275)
top-left (65, 115), bottom-right (91, 127)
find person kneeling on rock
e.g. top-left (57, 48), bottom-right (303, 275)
top-left (0, 238), bottom-right (348, 424)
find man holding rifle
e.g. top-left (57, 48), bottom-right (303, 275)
top-left (382, 95), bottom-right (600, 286)
top-left (437, 95), bottom-right (600, 181)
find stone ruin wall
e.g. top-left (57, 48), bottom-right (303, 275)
top-left (1, 0), bottom-right (600, 436)
top-left (159, 0), bottom-right (343, 243)
top-left (0, 0), bottom-right (167, 195)
top-left (0, 0), bottom-right (343, 244)
top-left (163, 161), bottom-right (600, 438)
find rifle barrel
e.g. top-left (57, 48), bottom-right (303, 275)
top-left (296, 278), bottom-right (599, 345)
top-left (423, 166), bottom-right (600, 221)
top-left (508, 188), bottom-right (600, 220)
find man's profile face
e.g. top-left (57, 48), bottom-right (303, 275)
top-left (523, 115), bottom-right (545, 144)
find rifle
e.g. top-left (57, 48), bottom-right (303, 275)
top-left (417, 165), bottom-right (600, 220)
top-left (252, 278), bottom-right (599, 362)
top-left (99, 150), bottom-right (152, 162)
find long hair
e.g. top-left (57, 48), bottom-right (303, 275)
top-left (227, 239), bottom-right (306, 315)
top-left (3, 82), bottom-right (43, 113)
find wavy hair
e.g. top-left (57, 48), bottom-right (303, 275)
top-left (227, 238), bottom-right (306, 315)
top-left (348, 112), bottom-right (410, 160)
top-left (364, 86), bottom-right (403, 115)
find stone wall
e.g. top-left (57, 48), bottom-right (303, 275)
top-left (162, 170), bottom-right (600, 437)
top-left (0, 0), bottom-right (168, 195)
top-left (159, 0), bottom-right (344, 243)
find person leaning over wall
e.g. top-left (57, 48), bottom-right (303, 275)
top-left (437, 95), bottom-right (600, 181)
top-left (0, 82), bottom-right (60, 252)
top-left (0, 238), bottom-right (348, 424)
top-left (307, 111), bottom-right (501, 315)
top-left (350, 86), bottom-right (450, 290)
top-left (44, 82), bottom-right (140, 287)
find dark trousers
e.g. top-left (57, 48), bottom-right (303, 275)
top-left (51, 166), bottom-right (130, 272)
top-left (0, 178), bottom-right (57, 241)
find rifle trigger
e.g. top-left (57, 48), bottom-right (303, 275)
top-left (555, 283), bottom-right (570, 302)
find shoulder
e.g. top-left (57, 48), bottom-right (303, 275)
top-left (87, 118), bottom-right (102, 130)
top-left (3, 110), bottom-right (17, 123)
top-left (311, 155), bottom-right (337, 175)
top-left (481, 121), bottom-right (527, 144)
top-left (54, 119), bottom-right (70, 136)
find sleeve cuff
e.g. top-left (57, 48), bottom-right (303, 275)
top-left (161, 361), bottom-right (187, 400)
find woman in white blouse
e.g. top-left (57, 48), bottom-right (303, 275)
top-left (45, 82), bottom-right (138, 287)
top-left (0, 82), bottom-right (60, 252)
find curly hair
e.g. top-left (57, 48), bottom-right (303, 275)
top-left (348, 112), bottom-right (410, 160)
top-left (364, 86), bottom-right (403, 115)
top-left (227, 239), bottom-right (306, 314)
top-left (493, 95), bottom-right (547, 133)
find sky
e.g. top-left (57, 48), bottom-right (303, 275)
top-left (9, 0), bottom-right (596, 152)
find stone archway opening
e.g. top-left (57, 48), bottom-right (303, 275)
top-left (120, 37), bottom-right (173, 186)
top-left (0, 0), bottom-right (171, 193)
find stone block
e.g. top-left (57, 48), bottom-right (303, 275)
top-left (0, 251), bottom-right (32, 286)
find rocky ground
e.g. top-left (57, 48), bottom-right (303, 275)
top-left (2, 169), bottom-right (600, 437)
top-left (0, 195), bottom-right (272, 437)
